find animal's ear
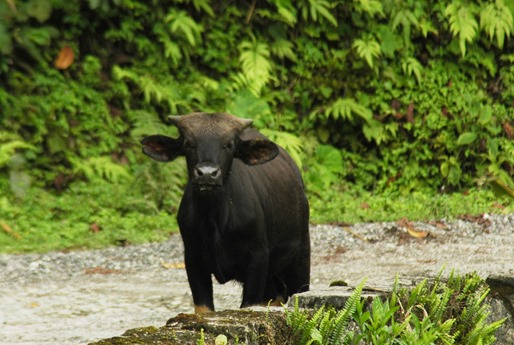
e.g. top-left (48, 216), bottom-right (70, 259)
top-left (235, 138), bottom-right (279, 165)
top-left (141, 135), bottom-right (183, 162)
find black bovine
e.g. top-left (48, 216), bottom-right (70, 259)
top-left (141, 112), bottom-right (310, 314)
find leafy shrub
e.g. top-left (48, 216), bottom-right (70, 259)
top-left (1, 0), bottom-right (514, 205)
top-left (0, 181), bottom-right (177, 253)
top-left (286, 272), bottom-right (505, 345)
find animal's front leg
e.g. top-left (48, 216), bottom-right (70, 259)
top-left (240, 251), bottom-right (269, 308)
top-left (184, 250), bottom-right (214, 314)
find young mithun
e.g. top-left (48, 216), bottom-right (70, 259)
top-left (142, 112), bottom-right (310, 313)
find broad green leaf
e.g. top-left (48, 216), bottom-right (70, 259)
top-left (487, 138), bottom-right (499, 160)
top-left (315, 145), bottom-right (343, 174)
top-left (378, 25), bottom-right (402, 57)
top-left (457, 132), bottom-right (477, 146)
top-left (0, 22), bottom-right (13, 55)
top-left (87, 0), bottom-right (102, 9)
top-left (26, 0), bottom-right (52, 22)
top-left (479, 106), bottom-right (493, 124)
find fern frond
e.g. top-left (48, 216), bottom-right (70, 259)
top-left (327, 280), bottom-right (365, 344)
top-left (260, 129), bottom-right (303, 169)
top-left (301, 306), bottom-right (326, 344)
top-left (0, 134), bottom-right (34, 167)
top-left (318, 309), bottom-right (334, 344)
top-left (191, 0), bottom-right (214, 17)
top-left (391, 9), bottom-right (419, 46)
top-left (71, 156), bottom-right (130, 183)
top-left (402, 57), bottom-right (423, 83)
top-left (154, 23), bottom-right (182, 64)
top-left (445, 3), bottom-right (479, 56)
top-left (270, 0), bottom-right (297, 25)
top-left (354, 0), bottom-right (384, 17)
top-left (324, 98), bottom-right (373, 122)
top-left (165, 9), bottom-right (203, 46)
top-left (480, 0), bottom-right (513, 49)
top-left (271, 38), bottom-right (297, 61)
top-left (238, 39), bottom-right (273, 96)
top-left (429, 286), bottom-right (452, 322)
top-left (352, 37), bottom-right (381, 68)
top-left (305, 0), bottom-right (337, 26)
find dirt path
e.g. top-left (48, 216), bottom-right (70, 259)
top-left (1, 215), bottom-right (513, 344)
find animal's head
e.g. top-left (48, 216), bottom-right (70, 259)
top-left (141, 112), bottom-right (279, 193)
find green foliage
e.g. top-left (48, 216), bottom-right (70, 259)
top-left (309, 187), bottom-right (513, 224)
top-left (480, 0), bottom-right (513, 49)
top-left (353, 36), bottom-right (381, 68)
top-left (237, 39), bottom-right (273, 96)
top-left (0, 132), bottom-right (34, 168)
top-left (0, 177), bottom-right (509, 253)
top-left (0, 181), bottom-right (177, 253)
top-left (1, 0), bottom-right (514, 243)
top-left (286, 280), bottom-right (366, 345)
top-left (445, 2), bottom-right (479, 57)
top-left (286, 272), bottom-right (505, 345)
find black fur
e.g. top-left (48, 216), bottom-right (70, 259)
top-left (142, 113), bottom-right (310, 311)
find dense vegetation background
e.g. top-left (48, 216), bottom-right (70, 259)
top-left (1, 0), bottom-right (514, 252)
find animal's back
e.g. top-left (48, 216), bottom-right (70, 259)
top-left (230, 129), bottom-right (309, 277)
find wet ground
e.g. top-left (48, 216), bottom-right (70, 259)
top-left (1, 215), bottom-right (513, 344)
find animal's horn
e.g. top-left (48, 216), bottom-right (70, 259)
top-left (239, 118), bottom-right (253, 129)
top-left (167, 115), bottom-right (182, 125)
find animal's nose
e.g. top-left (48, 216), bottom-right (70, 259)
top-left (194, 164), bottom-right (221, 181)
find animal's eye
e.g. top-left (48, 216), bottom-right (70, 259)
top-left (223, 141), bottom-right (234, 150)
top-left (183, 139), bottom-right (196, 149)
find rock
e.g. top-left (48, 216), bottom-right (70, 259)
top-left (89, 309), bottom-right (293, 345)
top-left (486, 275), bottom-right (514, 345)
top-left (287, 285), bottom-right (387, 310)
top-left (90, 276), bottom-right (514, 345)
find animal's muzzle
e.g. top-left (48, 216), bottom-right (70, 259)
top-left (193, 163), bottom-right (222, 191)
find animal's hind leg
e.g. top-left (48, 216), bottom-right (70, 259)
top-left (262, 275), bottom-right (287, 306)
top-left (283, 252), bottom-right (310, 298)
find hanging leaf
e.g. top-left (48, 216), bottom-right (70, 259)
top-left (54, 46), bottom-right (74, 70)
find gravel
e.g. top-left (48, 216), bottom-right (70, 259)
top-left (1, 214), bottom-right (513, 344)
